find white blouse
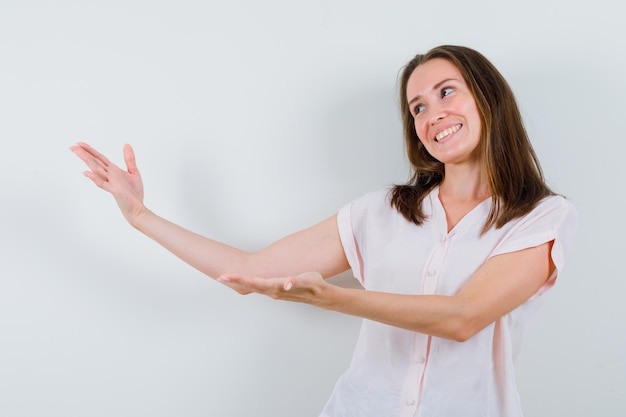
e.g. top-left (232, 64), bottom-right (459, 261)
top-left (320, 187), bottom-right (578, 417)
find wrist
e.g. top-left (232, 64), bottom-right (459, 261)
top-left (317, 281), bottom-right (348, 311)
top-left (127, 205), bottom-right (151, 230)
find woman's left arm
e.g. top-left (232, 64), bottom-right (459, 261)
top-left (218, 241), bottom-right (554, 342)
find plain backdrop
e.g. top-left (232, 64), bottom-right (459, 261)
top-left (1, 1), bottom-right (624, 416)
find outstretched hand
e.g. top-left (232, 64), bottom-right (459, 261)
top-left (70, 142), bottom-right (145, 224)
top-left (217, 271), bottom-right (335, 308)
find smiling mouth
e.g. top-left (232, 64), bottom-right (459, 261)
top-left (435, 124), bottom-right (461, 142)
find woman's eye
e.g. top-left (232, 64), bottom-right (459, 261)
top-left (413, 104), bottom-right (425, 116)
top-left (441, 87), bottom-right (453, 97)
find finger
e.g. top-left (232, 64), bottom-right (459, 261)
top-left (82, 170), bottom-right (110, 190)
top-left (72, 147), bottom-right (110, 180)
top-left (219, 274), bottom-right (287, 296)
top-left (217, 273), bottom-right (246, 282)
top-left (217, 274), bottom-right (254, 295)
top-left (75, 142), bottom-right (113, 169)
top-left (71, 144), bottom-right (110, 174)
top-left (220, 274), bottom-right (266, 289)
top-left (123, 144), bottom-right (140, 175)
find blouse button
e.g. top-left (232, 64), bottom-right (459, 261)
top-left (427, 269), bottom-right (436, 276)
top-left (406, 398), bottom-right (416, 407)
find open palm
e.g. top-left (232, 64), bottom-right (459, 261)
top-left (71, 142), bottom-right (145, 223)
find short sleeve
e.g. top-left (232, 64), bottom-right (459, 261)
top-left (337, 201), bottom-right (365, 285)
top-left (491, 196), bottom-right (578, 297)
top-left (336, 189), bottom-right (391, 286)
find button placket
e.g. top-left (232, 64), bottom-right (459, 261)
top-left (424, 235), bottom-right (452, 294)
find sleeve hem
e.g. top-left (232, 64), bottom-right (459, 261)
top-left (337, 203), bottom-right (364, 285)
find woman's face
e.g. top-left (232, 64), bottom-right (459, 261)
top-left (406, 58), bottom-right (483, 166)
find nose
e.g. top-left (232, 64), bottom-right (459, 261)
top-left (429, 106), bottom-right (447, 125)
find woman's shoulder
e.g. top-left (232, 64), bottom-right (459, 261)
top-left (507, 193), bottom-right (579, 235)
top-left (533, 194), bottom-right (578, 217)
top-left (342, 186), bottom-right (402, 219)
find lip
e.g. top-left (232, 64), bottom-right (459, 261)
top-left (433, 123), bottom-right (462, 143)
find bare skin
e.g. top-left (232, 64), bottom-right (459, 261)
top-left (71, 59), bottom-right (555, 342)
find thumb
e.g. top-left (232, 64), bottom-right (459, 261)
top-left (123, 144), bottom-right (139, 175)
top-left (283, 278), bottom-right (295, 291)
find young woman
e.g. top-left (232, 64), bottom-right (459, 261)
top-left (71, 45), bottom-right (578, 417)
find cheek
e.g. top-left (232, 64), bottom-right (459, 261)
top-left (413, 119), bottom-right (427, 142)
top-left (415, 128), bottom-right (433, 154)
top-left (462, 102), bottom-right (482, 132)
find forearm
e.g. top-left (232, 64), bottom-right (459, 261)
top-left (130, 209), bottom-right (349, 280)
top-left (217, 270), bottom-right (474, 340)
top-left (323, 286), bottom-right (474, 341)
top-left (218, 239), bottom-right (554, 342)
top-left (131, 208), bottom-right (252, 279)
top-left (320, 243), bottom-right (554, 341)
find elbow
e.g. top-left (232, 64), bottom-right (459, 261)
top-left (446, 314), bottom-right (484, 343)
top-left (449, 325), bottom-right (476, 343)
top-left (436, 297), bottom-right (491, 342)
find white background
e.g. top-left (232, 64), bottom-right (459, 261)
top-left (1, 1), bottom-right (624, 416)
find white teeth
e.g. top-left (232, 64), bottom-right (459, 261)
top-left (435, 125), bottom-right (461, 142)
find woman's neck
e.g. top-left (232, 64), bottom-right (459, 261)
top-left (439, 163), bottom-right (491, 203)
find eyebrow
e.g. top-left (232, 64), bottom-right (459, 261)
top-left (408, 78), bottom-right (458, 106)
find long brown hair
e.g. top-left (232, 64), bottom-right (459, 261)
top-left (390, 45), bottom-right (554, 233)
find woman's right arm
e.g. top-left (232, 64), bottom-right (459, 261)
top-left (70, 142), bottom-right (350, 280)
